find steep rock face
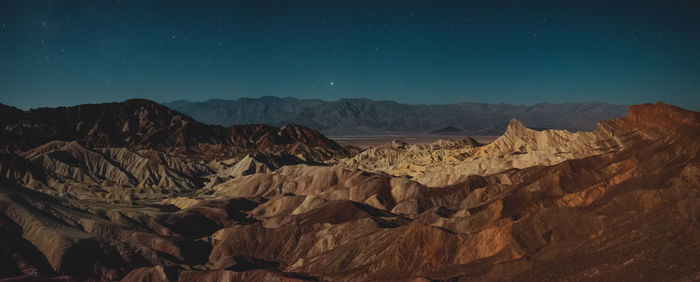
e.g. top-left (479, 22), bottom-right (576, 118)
top-left (0, 99), bottom-right (351, 161)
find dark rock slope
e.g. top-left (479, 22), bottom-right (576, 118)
top-left (0, 99), bottom-right (351, 161)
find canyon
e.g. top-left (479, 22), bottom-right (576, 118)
top-left (0, 100), bottom-right (698, 281)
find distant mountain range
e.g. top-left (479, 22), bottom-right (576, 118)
top-left (165, 97), bottom-right (628, 136)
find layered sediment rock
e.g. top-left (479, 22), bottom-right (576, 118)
top-left (0, 101), bottom-right (698, 281)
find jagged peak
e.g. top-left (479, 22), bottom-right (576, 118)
top-left (504, 119), bottom-right (527, 135)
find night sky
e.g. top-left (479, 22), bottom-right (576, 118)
top-left (1, 0), bottom-right (699, 110)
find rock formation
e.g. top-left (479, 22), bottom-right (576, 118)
top-left (0, 99), bottom-right (351, 161)
top-left (342, 118), bottom-right (631, 186)
top-left (0, 101), bottom-right (698, 281)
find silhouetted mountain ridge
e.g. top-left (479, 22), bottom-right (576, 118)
top-left (166, 97), bottom-right (628, 135)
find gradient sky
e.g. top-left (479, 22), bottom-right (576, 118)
top-left (1, 0), bottom-right (699, 110)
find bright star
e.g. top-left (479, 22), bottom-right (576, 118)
top-left (329, 82), bottom-right (334, 86)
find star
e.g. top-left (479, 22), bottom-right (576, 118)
top-left (329, 82), bottom-right (335, 87)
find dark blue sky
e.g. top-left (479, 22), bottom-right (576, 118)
top-left (1, 0), bottom-right (699, 110)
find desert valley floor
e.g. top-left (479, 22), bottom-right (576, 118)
top-left (331, 135), bottom-right (498, 149)
top-left (0, 100), bottom-right (699, 281)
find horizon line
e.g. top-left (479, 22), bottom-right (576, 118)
top-left (1, 96), bottom-right (632, 111)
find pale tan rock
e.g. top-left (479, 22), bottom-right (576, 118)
top-left (341, 119), bottom-right (630, 186)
